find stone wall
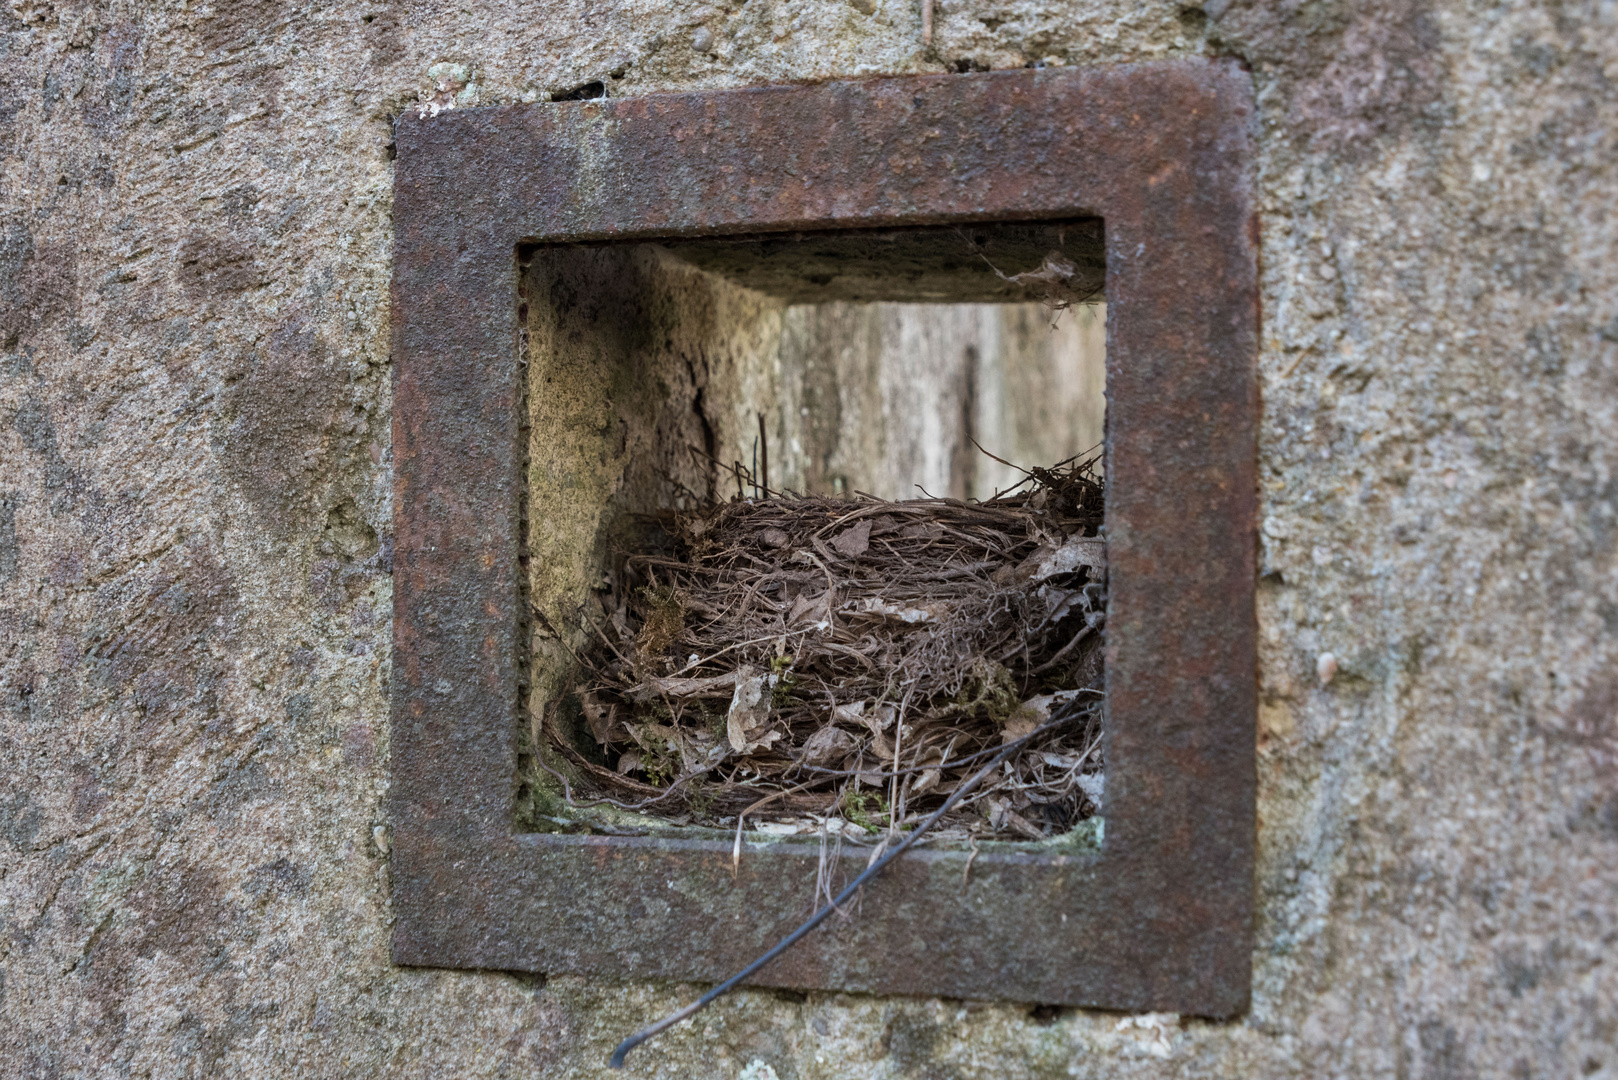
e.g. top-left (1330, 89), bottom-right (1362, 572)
top-left (0, 0), bottom-right (1614, 1076)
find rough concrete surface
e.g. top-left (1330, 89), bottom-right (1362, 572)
top-left (0, 0), bottom-right (1614, 1076)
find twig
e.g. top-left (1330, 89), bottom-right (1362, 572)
top-left (607, 708), bottom-right (1085, 1069)
top-left (758, 413), bottom-right (769, 498)
top-left (639, 628), bottom-right (821, 685)
top-left (534, 745), bottom-right (717, 813)
top-left (731, 774), bottom-right (835, 875)
top-left (530, 605), bottom-right (606, 676)
top-left (1030, 623), bottom-right (1096, 675)
top-left (969, 436), bottom-right (1033, 479)
top-left (961, 835), bottom-right (981, 892)
top-left (887, 685), bottom-right (913, 834)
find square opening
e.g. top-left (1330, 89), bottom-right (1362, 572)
top-left (388, 63), bottom-right (1257, 1012)
top-left (517, 222), bottom-right (1112, 851)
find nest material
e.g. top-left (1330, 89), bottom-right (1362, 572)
top-left (540, 457), bottom-right (1108, 841)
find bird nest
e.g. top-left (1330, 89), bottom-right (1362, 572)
top-left (531, 455), bottom-right (1107, 843)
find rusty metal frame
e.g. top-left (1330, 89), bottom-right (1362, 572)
top-left (390, 59), bottom-right (1258, 1014)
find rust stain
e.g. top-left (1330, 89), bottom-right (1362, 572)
top-left (390, 60), bottom-right (1258, 1016)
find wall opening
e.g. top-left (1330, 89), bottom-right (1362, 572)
top-left (516, 222), bottom-right (1108, 850)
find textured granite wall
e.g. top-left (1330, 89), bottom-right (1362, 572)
top-left (0, 0), bottom-right (1614, 1076)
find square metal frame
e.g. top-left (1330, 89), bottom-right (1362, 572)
top-left (391, 59), bottom-right (1258, 1014)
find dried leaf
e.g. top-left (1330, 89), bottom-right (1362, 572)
top-left (581, 692), bottom-right (624, 746)
top-left (819, 817), bottom-right (870, 840)
top-left (1003, 251), bottom-right (1078, 288)
top-left (1004, 691), bottom-right (1081, 743)
top-left (799, 724), bottom-right (857, 766)
top-left (629, 721), bottom-right (680, 753)
top-left (847, 597), bottom-right (940, 623)
top-left (677, 729), bottom-right (721, 772)
top-left (754, 820), bottom-right (810, 836)
top-left (857, 705), bottom-right (897, 758)
top-left (1001, 807), bottom-right (1046, 839)
top-left (726, 668), bottom-right (777, 753)
top-left (830, 519), bottom-right (872, 557)
top-left (1001, 714), bottom-right (1039, 744)
top-left (786, 589), bottom-right (832, 629)
top-left (1016, 535), bottom-right (1106, 582)
top-left (1037, 585), bottom-right (1085, 623)
top-left (995, 251), bottom-right (1093, 313)
top-left (986, 797), bottom-right (1008, 830)
top-left (636, 670), bottom-right (740, 700)
top-left (899, 520), bottom-right (944, 541)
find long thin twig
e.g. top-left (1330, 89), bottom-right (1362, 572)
top-left (533, 749), bottom-right (716, 813)
top-left (607, 707), bottom-right (1087, 1069)
top-left (786, 695), bottom-right (1102, 783)
top-left (758, 412), bottom-right (769, 497)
